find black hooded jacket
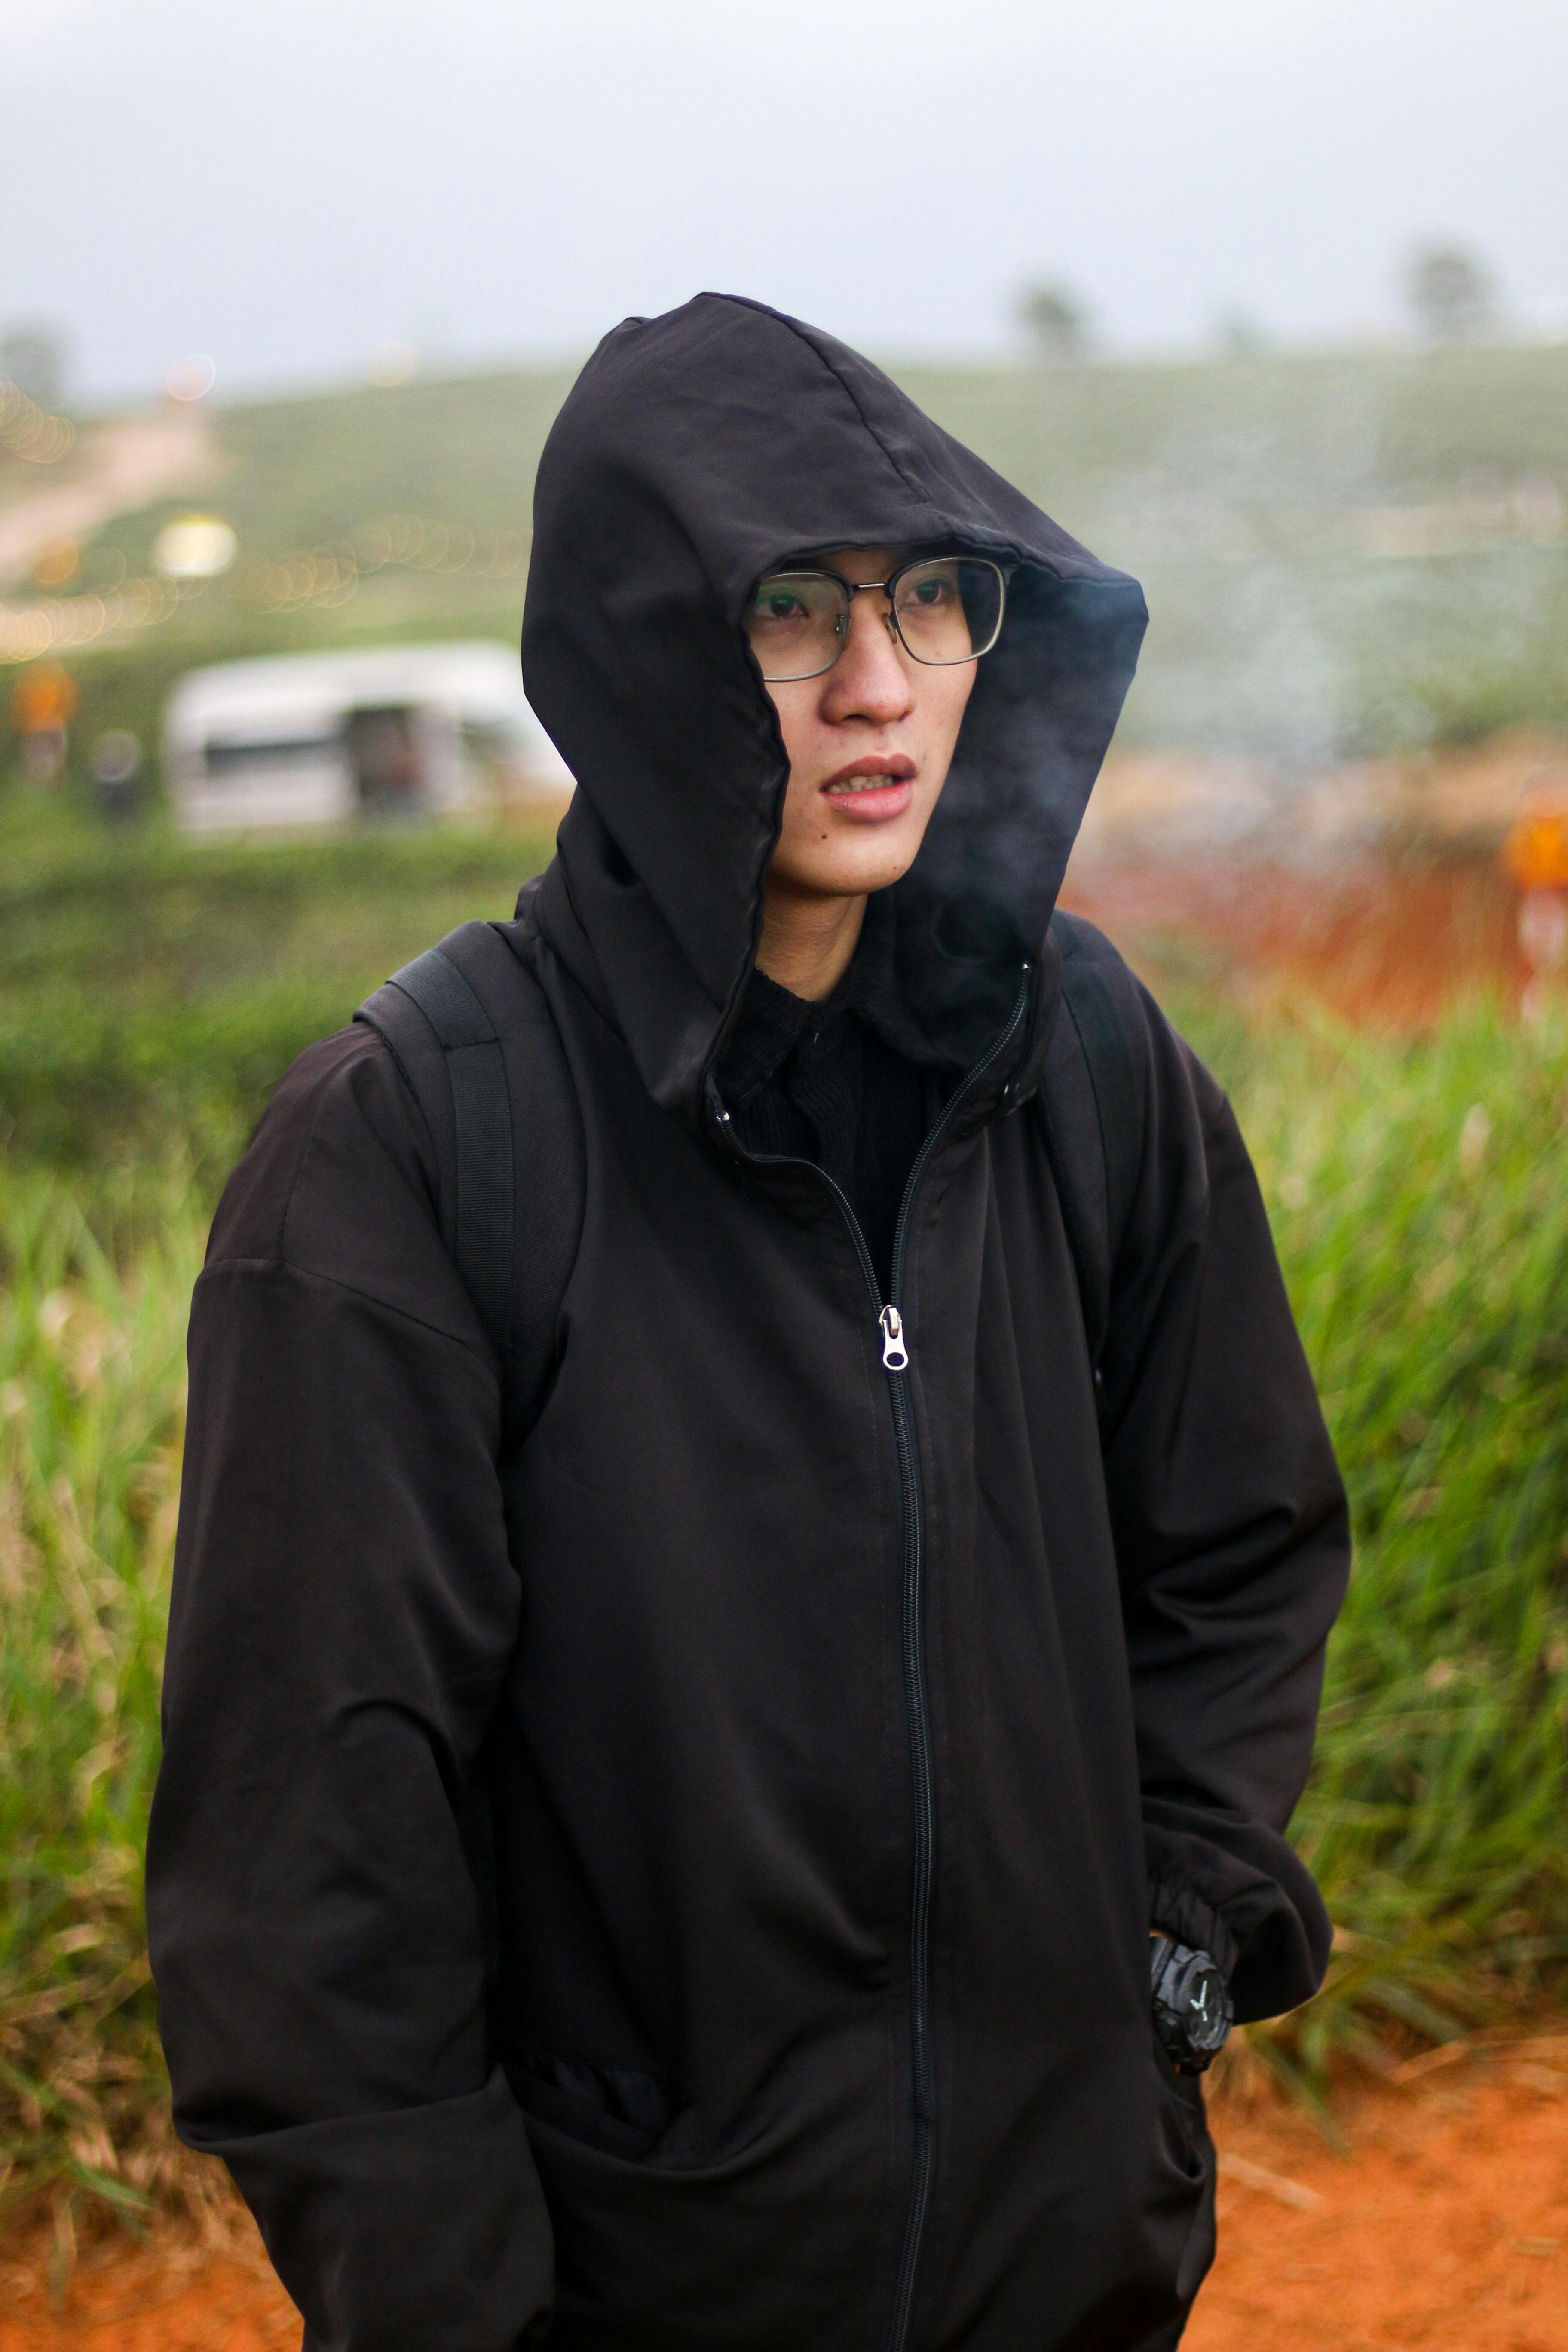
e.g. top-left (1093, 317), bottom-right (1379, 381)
top-left (147, 296), bottom-right (1350, 2352)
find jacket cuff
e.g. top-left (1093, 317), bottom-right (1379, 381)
top-left (186, 2067), bottom-right (554, 2352)
top-left (1148, 1881), bottom-right (1240, 1984)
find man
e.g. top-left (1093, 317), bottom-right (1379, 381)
top-left (148, 294), bottom-right (1348, 2352)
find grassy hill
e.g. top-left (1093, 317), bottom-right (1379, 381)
top-left (8, 339), bottom-right (1568, 779)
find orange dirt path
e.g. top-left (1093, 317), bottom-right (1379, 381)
top-left (1060, 852), bottom-right (1526, 1027)
top-left (3, 2053), bottom-right (1563, 2351)
top-left (1189, 2052), bottom-right (1568, 2350)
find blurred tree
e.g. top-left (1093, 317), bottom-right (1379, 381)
top-left (1018, 282), bottom-right (1089, 365)
top-left (1213, 307), bottom-right (1271, 358)
top-left (1404, 245), bottom-right (1498, 344)
top-left (0, 322), bottom-right (70, 410)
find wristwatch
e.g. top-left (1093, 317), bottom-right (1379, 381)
top-left (1150, 1936), bottom-right (1233, 2073)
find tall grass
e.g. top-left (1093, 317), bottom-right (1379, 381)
top-left (0, 1157), bottom-right (204, 2232)
top-left (1220, 1002), bottom-right (1568, 2082)
top-left (2, 995), bottom-right (1565, 2230)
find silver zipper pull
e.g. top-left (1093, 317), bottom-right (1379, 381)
top-left (879, 1305), bottom-right (910, 1372)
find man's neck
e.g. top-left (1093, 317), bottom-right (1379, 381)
top-left (754, 886), bottom-right (867, 1001)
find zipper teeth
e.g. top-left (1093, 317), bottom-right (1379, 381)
top-left (885, 2115), bottom-right (936, 2352)
top-left (713, 967), bottom-right (1032, 2352)
top-left (885, 975), bottom-right (1031, 2352)
top-left (883, 1361), bottom-right (933, 2352)
top-left (892, 1375), bottom-right (932, 2091)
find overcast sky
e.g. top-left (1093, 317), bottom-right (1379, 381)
top-left (3, 0), bottom-right (1564, 404)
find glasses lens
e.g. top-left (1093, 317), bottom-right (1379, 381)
top-left (891, 557), bottom-right (1005, 665)
top-left (745, 573), bottom-right (851, 681)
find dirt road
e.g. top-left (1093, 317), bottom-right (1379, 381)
top-left (0, 410), bottom-right (216, 591)
top-left (1191, 2046), bottom-right (1568, 2350)
top-left (3, 2049), bottom-right (1562, 2351)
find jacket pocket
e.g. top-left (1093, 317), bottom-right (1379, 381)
top-left (504, 2049), bottom-right (680, 2161)
top-left (1150, 2031), bottom-right (1207, 2142)
top-left (1149, 2035), bottom-right (1217, 2306)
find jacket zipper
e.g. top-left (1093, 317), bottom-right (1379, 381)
top-left (711, 965), bottom-right (1032, 2352)
top-left (876, 968), bottom-right (1030, 2352)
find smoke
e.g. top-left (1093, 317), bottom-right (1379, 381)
top-left (1041, 352), bottom-right (1568, 781)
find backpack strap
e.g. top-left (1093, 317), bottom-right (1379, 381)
top-left (385, 940), bottom-right (512, 1354)
top-left (1038, 910), bottom-right (1148, 1398)
top-left (355, 915), bottom-right (584, 1449)
top-left (364, 944), bottom-right (515, 1361)
top-left (353, 915), bottom-right (582, 1990)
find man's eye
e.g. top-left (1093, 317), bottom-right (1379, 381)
top-left (760, 594), bottom-right (806, 621)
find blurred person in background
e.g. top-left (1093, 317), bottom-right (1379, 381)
top-left (9, 659), bottom-right (77, 782)
top-left (1503, 784), bottom-right (1568, 1019)
top-left (147, 297), bottom-right (1349, 2352)
top-left (90, 728), bottom-right (143, 822)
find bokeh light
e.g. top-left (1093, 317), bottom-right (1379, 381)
top-left (164, 355), bottom-right (217, 403)
top-left (31, 537), bottom-right (80, 589)
top-left (153, 515), bottom-right (238, 580)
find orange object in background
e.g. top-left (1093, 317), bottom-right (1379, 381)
top-left (1502, 788), bottom-right (1568, 893)
top-left (1502, 786), bottom-right (1568, 1017)
top-left (9, 660), bottom-right (79, 781)
top-left (10, 660), bottom-right (79, 737)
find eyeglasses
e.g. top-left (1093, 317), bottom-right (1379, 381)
top-left (744, 555), bottom-right (1008, 683)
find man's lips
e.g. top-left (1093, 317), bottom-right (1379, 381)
top-left (821, 755), bottom-right (916, 818)
top-left (822, 755), bottom-right (916, 792)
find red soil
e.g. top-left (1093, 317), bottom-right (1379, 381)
top-left (4, 2048), bottom-right (1563, 2352)
top-left (1190, 2043), bottom-right (1568, 2351)
top-left (1061, 851), bottom-right (1527, 1028)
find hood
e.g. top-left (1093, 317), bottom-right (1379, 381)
top-left (522, 293), bottom-right (1146, 1120)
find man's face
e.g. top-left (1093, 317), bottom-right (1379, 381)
top-left (760, 546), bottom-right (977, 904)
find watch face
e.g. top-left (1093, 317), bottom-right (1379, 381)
top-left (1180, 1960), bottom-right (1230, 2056)
top-left (1151, 1939), bottom-right (1234, 2070)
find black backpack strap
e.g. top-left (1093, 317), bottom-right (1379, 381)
top-left (356, 937), bottom-right (515, 1361)
top-left (353, 915), bottom-right (583, 1991)
top-left (356, 914), bottom-right (584, 1451)
top-left (1055, 913), bottom-right (1144, 1249)
top-left (1038, 910), bottom-right (1148, 1394)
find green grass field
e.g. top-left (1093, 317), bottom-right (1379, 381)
top-left (7, 339), bottom-right (1568, 787)
top-left (0, 798), bottom-right (559, 1171)
top-left (2, 805), bottom-right (1565, 2228)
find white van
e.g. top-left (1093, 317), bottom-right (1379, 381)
top-left (164, 642), bottom-right (570, 832)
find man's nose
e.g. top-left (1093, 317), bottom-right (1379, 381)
top-left (821, 590), bottom-right (914, 724)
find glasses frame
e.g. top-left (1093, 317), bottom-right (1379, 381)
top-left (748, 554), bottom-right (1008, 683)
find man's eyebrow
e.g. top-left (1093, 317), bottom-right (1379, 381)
top-left (778, 545), bottom-right (920, 571)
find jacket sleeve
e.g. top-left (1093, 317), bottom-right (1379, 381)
top-left (146, 1026), bottom-right (554, 2351)
top-left (1098, 983), bottom-right (1351, 2024)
